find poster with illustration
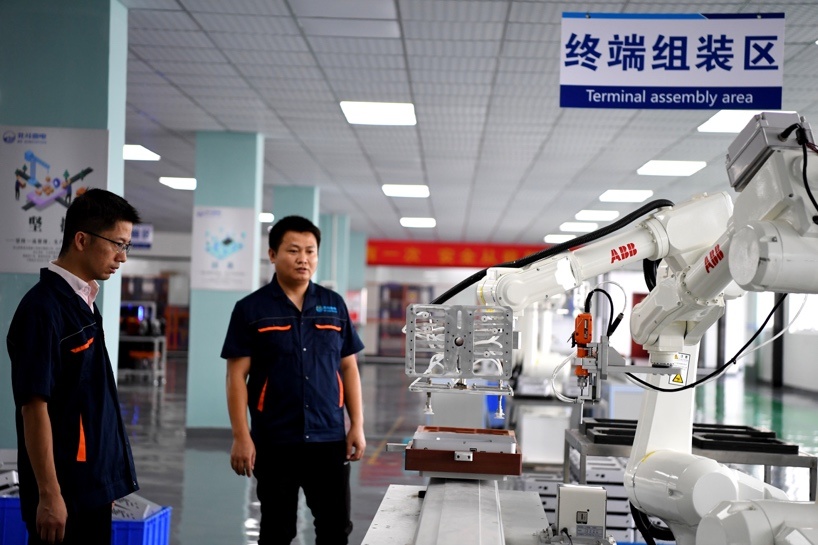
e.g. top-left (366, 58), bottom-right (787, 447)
top-left (1, 126), bottom-right (108, 273)
top-left (190, 206), bottom-right (257, 291)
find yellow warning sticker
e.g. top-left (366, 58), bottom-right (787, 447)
top-left (672, 374), bottom-right (684, 384)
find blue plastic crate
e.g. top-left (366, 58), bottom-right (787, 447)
top-left (0, 497), bottom-right (26, 545)
top-left (112, 506), bottom-right (172, 545)
top-left (0, 497), bottom-right (170, 545)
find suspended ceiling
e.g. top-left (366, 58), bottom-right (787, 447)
top-left (121, 0), bottom-right (818, 244)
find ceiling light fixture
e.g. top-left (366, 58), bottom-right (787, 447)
top-left (599, 190), bottom-right (654, 203)
top-left (123, 144), bottom-right (160, 161)
top-left (575, 209), bottom-right (619, 221)
top-left (340, 101), bottom-right (416, 126)
top-left (544, 234), bottom-right (576, 244)
top-left (159, 177), bottom-right (196, 191)
top-left (400, 217), bottom-right (436, 228)
top-left (382, 184), bottom-right (430, 198)
top-left (637, 160), bottom-right (706, 176)
top-left (560, 221), bottom-right (598, 233)
top-left (258, 213), bottom-right (274, 223)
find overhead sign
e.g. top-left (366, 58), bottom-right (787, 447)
top-left (560, 13), bottom-right (784, 110)
top-left (367, 240), bottom-right (546, 268)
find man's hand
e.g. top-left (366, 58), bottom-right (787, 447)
top-left (230, 435), bottom-right (256, 477)
top-left (346, 425), bottom-right (366, 462)
top-left (36, 489), bottom-right (67, 544)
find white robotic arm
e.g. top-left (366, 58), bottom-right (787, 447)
top-left (404, 112), bottom-right (818, 545)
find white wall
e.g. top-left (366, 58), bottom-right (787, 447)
top-left (782, 333), bottom-right (818, 391)
top-left (750, 293), bottom-right (818, 392)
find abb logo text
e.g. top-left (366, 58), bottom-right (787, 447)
top-left (704, 244), bottom-right (725, 273)
top-left (610, 243), bottom-right (637, 263)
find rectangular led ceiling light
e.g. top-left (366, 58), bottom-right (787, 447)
top-left (599, 190), bottom-right (654, 203)
top-left (340, 101), bottom-right (416, 126)
top-left (575, 210), bottom-right (619, 221)
top-left (159, 177), bottom-right (196, 190)
top-left (400, 217), bottom-right (436, 228)
top-left (258, 213), bottom-right (274, 223)
top-left (637, 160), bottom-right (706, 177)
top-left (382, 184), bottom-right (429, 198)
top-left (560, 222), bottom-right (598, 233)
top-left (123, 144), bottom-right (160, 161)
top-left (544, 234), bottom-right (576, 243)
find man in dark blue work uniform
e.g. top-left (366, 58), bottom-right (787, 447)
top-left (222, 215), bottom-right (365, 545)
top-left (8, 189), bottom-right (141, 545)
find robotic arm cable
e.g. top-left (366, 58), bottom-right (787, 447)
top-left (624, 293), bottom-right (788, 393)
top-left (430, 199), bottom-right (675, 305)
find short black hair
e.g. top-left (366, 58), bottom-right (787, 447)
top-left (268, 215), bottom-right (321, 252)
top-left (59, 188), bottom-right (142, 256)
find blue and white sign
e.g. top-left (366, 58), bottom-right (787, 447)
top-left (190, 206), bottom-right (257, 291)
top-left (131, 223), bottom-right (154, 250)
top-left (560, 13), bottom-right (784, 110)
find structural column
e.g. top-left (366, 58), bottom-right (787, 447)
top-left (186, 132), bottom-right (264, 429)
top-left (348, 231), bottom-right (368, 293)
top-left (269, 185), bottom-right (319, 281)
top-left (271, 186), bottom-right (319, 224)
top-left (318, 214), bottom-right (351, 296)
top-left (0, 0), bottom-right (128, 447)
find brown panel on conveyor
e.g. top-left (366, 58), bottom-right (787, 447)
top-left (404, 426), bottom-right (522, 476)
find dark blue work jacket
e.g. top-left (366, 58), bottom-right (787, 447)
top-left (8, 269), bottom-right (138, 519)
top-left (221, 275), bottom-right (364, 445)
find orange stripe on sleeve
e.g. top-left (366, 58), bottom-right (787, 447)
top-left (70, 337), bottom-right (94, 353)
top-left (315, 324), bottom-right (341, 332)
top-left (258, 325), bottom-right (291, 332)
top-left (77, 416), bottom-right (87, 462)
top-left (257, 378), bottom-right (268, 412)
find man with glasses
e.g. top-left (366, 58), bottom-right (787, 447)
top-left (8, 188), bottom-right (141, 544)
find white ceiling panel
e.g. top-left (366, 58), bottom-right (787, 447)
top-left (299, 18), bottom-right (401, 39)
top-left (180, 0), bottom-right (289, 15)
top-left (129, 45), bottom-right (227, 63)
top-left (128, 28), bottom-right (213, 48)
top-left (192, 13), bottom-right (300, 34)
top-left (129, 10), bottom-right (198, 30)
top-left (208, 32), bottom-right (310, 51)
top-left (120, 0), bottom-right (180, 8)
top-left (291, 0), bottom-right (397, 19)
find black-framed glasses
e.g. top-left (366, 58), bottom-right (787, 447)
top-left (85, 232), bottom-right (132, 255)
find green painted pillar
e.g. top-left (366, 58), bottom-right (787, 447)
top-left (347, 231), bottom-right (369, 341)
top-left (271, 186), bottom-right (319, 226)
top-left (348, 231), bottom-right (368, 292)
top-left (186, 132), bottom-right (264, 429)
top-left (0, 0), bottom-right (128, 448)
top-left (318, 214), bottom-right (351, 296)
top-left (270, 185), bottom-right (319, 284)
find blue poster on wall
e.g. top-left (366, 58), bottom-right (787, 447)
top-left (559, 12), bottom-right (784, 109)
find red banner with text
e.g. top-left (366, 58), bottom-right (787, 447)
top-left (367, 240), bottom-right (548, 268)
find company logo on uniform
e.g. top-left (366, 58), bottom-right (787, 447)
top-left (315, 305), bottom-right (338, 314)
top-left (2, 131), bottom-right (16, 143)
